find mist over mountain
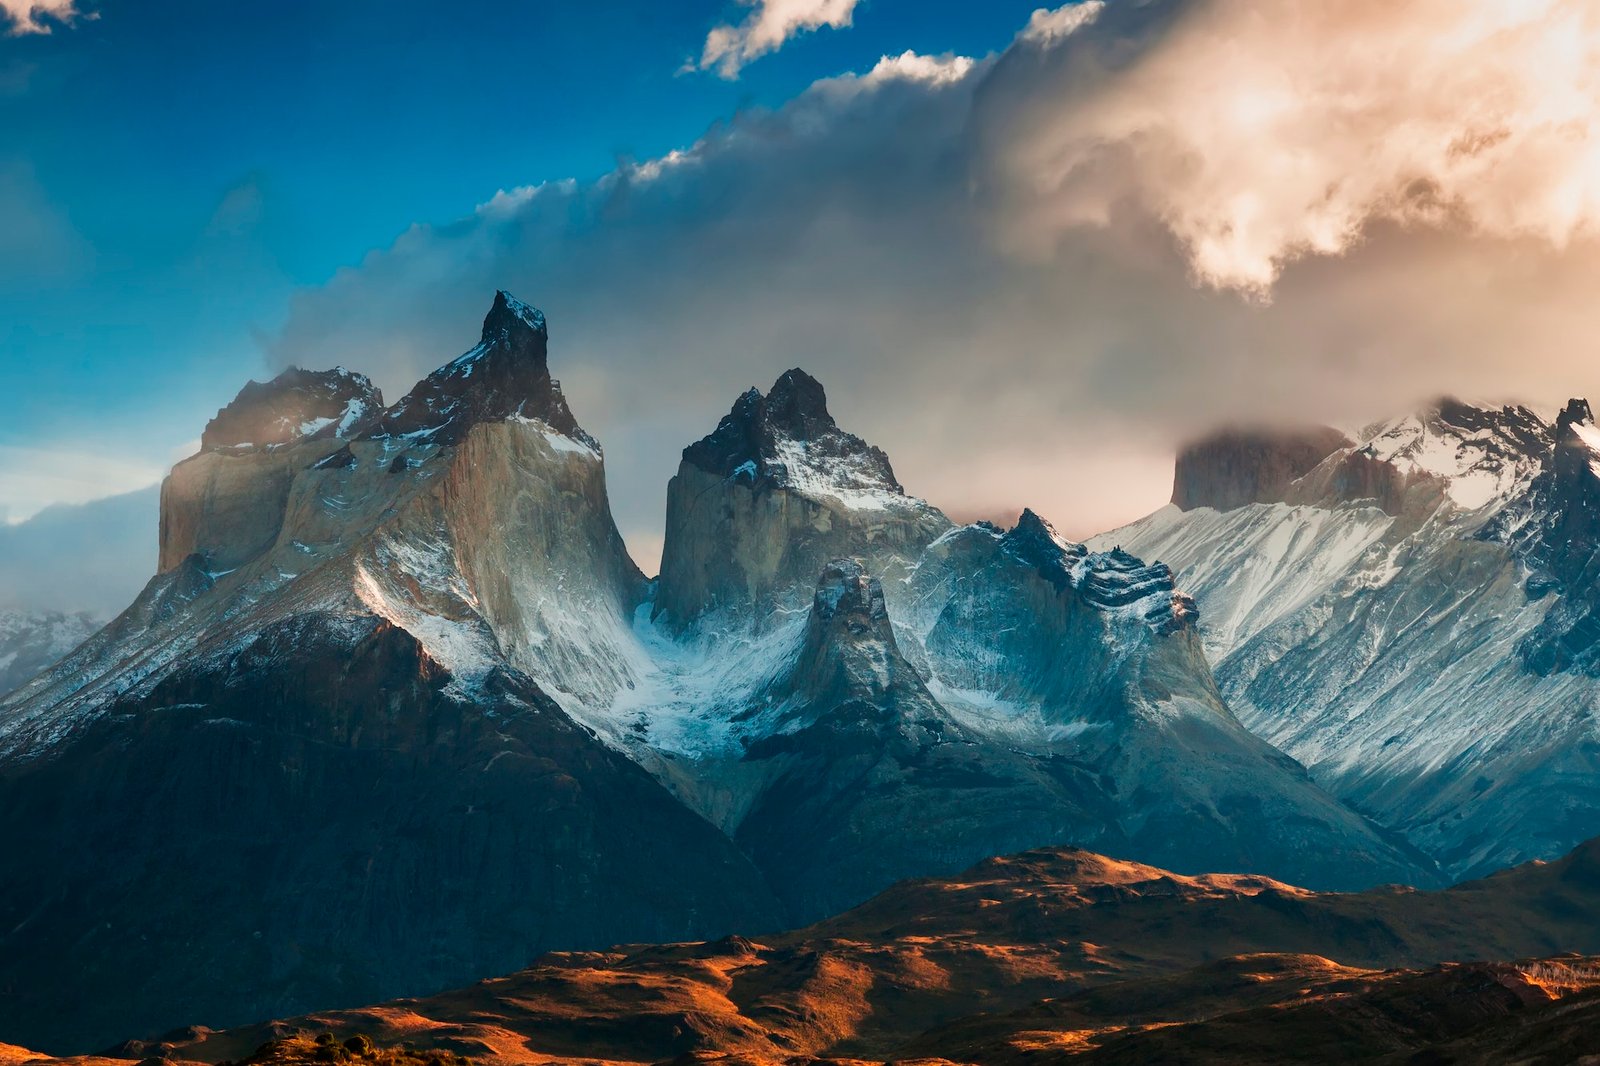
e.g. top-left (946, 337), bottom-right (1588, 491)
top-left (0, 486), bottom-right (157, 616)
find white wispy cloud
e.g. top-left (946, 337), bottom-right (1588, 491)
top-left (696, 0), bottom-right (861, 78)
top-left (1, 0), bottom-right (88, 36)
top-left (1019, 2), bottom-right (1105, 45)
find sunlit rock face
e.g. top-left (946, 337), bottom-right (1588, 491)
top-left (1098, 398), bottom-right (1600, 880)
top-left (159, 367), bottom-right (384, 573)
top-left (201, 366), bottom-right (384, 453)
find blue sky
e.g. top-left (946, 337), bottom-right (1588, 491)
top-left (0, 0), bottom-right (1048, 518)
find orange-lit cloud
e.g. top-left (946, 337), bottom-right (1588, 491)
top-left (1, 0), bottom-right (85, 35)
top-left (996, 0), bottom-right (1600, 293)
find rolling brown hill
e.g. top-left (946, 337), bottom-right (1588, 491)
top-left (9, 841), bottom-right (1600, 1066)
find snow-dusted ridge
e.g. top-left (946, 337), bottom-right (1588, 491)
top-left (1099, 395), bottom-right (1600, 879)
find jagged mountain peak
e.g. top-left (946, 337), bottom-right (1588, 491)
top-left (999, 508), bottom-right (1089, 586)
top-left (200, 366), bottom-right (384, 452)
top-left (1342, 397), bottom-right (1553, 514)
top-left (765, 367), bottom-right (834, 439)
top-left (1548, 396), bottom-right (1599, 482)
top-left (1557, 396), bottom-right (1596, 432)
top-left (783, 558), bottom-right (906, 706)
top-left (681, 368), bottom-right (904, 499)
top-left (1359, 397), bottom-right (1551, 462)
top-left (482, 289), bottom-right (547, 341)
top-left (986, 509), bottom-right (1194, 634)
top-left (366, 290), bottom-right (592, 448)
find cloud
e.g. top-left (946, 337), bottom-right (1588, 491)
top-left (1, 0), bottom-right (87, 35)
top-left (269, 2), bottom-right (1600, 570)
top-left (696, 0), bottom-right (861, 78)
top-left (0, 486), bottom-right (158, 615)
top-left (1020, 1), bottom-right (1105, 44)
top-left (991, 0), bottom-right (1600, 292)
top-left (0, 445), bottom-right (163, 524)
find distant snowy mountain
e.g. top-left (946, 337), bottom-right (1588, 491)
top-left (0, 610), bottom-right (101, 698)
top-left (0, 292), bottom-right (1428, 1050)
top-left (1096, 398), bottom-right (1600, 880)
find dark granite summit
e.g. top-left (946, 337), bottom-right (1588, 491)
top-left (366, 291), bottom-right (593, 448)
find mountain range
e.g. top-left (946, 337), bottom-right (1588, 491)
top-left (1096, 397), bottom-right (1600, 880)
top-left (2, 292), bottom-right (1599, 1054)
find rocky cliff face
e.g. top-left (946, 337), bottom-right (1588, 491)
top-left (1099, 398), bottom-right (1600, 879)
top-left (160, 367), bottom-right (383, 573)
top-left (1488, 399), bottom-right (1600, 674)
top-left (732, 558), bottom-right (1116, 920)
top-left (1173, 426), bottom-right (1352, 511)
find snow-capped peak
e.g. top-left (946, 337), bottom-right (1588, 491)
top-left (366, 291), bottom-right (594, 449)
top-left (681, 368), bottom-right (918, 512)
top-left (491, 290), bottom-right (547, 336)
top-left (1355, 398), bottom-right (1551, 512)
top-left (199, 366), bottom-right (384, 453)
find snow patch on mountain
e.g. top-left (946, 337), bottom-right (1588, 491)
top-left (768, 434), bottom-right (922, 512)
top-left (0, 609), bottom-right (103, 699)
top-left (1096, 502), bottom-right (1395, 656)
top-left (1354, 401), bottom-right (1550, 512)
